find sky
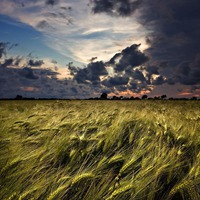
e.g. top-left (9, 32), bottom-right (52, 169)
top-left (0, 0), bottom-right (200, 99)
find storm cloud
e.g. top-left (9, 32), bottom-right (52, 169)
top-left (140, 0), bottom-right (200, 86)
top-left (108, 44), bottom-right (149, 72)
top-left (102, 76), bottom-right (129, 87)
top-left (0, 0), bottom-right (200, 98)
top-left (19, 67), bottom-right (38, 80)
top-left (175, 54), bottom-right (200, 85)
top-left (73, 61), bottom-right (108, 84)
top-left (0, 53), bottom-right (95, 99)
top-left (91, 0), bottom-right (200, 91)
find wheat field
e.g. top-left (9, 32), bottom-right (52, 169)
top-left (0, 100), bottom-right (199, 200)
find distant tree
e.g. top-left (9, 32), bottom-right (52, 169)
top-left (111, 96), bottom-right (117, 100)
top-left (161, 94), bottom-right (167, 99)
top-left (100, 92), bottom-right (107, 99)
top-left (191, 96), bottom-right (197, 100)
top-left (142, 95), bottom-right (148, 99)
top-left (23, 97), bottom-right (35, 100)
top-left (154, 96), bottom-right (160, 100)
top-left (15, 95), bottom-right (23, 100)
top-left (135, 97), bottom-right (140, 100)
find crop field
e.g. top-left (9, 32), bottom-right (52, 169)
top-left (0, 100), bottom-right (200, 200)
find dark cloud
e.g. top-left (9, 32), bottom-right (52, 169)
top-left (102, 76), bottom-right (129, 87)
top-left (71, 87), bottom-right (78, 94)
top-left (0, 47), bottom-right (97, 99)
top-left (19, 67), bottom-right (38, 80)
top-left (28, 59), bottom-right (44, 67)
top-left (89, 57), bottom-right (98, 63)
top-left (177, 62), bottom-right (191, 76)
top-left (146, 65), bottom-right (159, 75)
top-left (0, 42), bottom-right (8, 58)
top-left (177, 68), bottom-right (200, 86)
top-left (144, 65), bottom-right (160, 84)
top-left (91, 0), bottom-right (200, 89)
top-left (73, 61), bottom-right (108, 84)
top-left (166, 78), bottom-right (175, 85)
top-left (14, 56), bottom-right (23, 66)
top-left (0, 58), bottom-right (13, 68)
top-left (129, 81), bottom-right (137, 89)
top-left (91, 0), bottom-right (143, 17)
top-left (36, 20), bottom-right (50, 29)
top-left (45, 0), bottom-right (58, 6)
top-left (38, 68), bottom-right (59, 77)
top-left (152, 75), bottom-right (166, 85)
top-left (60, 6), bottom-right (72, 11)
top-left (68, 67), bottom-right (77, 76)
top-left (132, 69), bottom-right (146, 82)
top-left (163, 53), bottom-right (200, 86)
top-left (108, 44), bottom-right (149, 72)
top-left (68, 63), bottom-right (78, 76)
top-left (140, 0), bottom-right (200, 86)
top-left (0, 63), bottom-right (91, 99)
top-left (69, 43), bottom-right (152, 95)
top-left (127, 79), bottom-right (151, 93)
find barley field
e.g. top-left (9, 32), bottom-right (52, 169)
top-left (0, 100), bottom-right (199, 200)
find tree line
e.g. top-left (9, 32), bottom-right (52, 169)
top-left (91, 93), bottom-right (198, 100)
top-left (0, 93), bottom-right (198, 100)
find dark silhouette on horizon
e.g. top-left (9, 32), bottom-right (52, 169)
top-left (100, 92), bottom-right (108, 100)
top-left (142, 95), bottom-right (148, 100)
top-left (0, 93), bottom-right (199, 101)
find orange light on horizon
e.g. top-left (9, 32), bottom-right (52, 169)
top-left (108, 89), bottom-right (151, 97)
top-left (20, 87), bottom-right (39, 92)
top-left (178, 86), bottom-right (200, 97)
top-left (178, 92), bottom-right (200, 97)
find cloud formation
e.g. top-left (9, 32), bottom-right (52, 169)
top-left (90, 0), bottom-right (200, 95)
top-left (2, 41), bottom-right (112, 99)
top-left (70, 44), bottom-right (155, 95)
top-left (73, 61), bottom-right (108, 84)
top-left (0, 56), bottom-right (95, 99)
top-left (45, 0), bottom-right (58, 6)
top-left (102, 76), bottom-right (129, 87)
top-left (28, 59), bottom-right (44, 67)
top-left (0, 58), bottom-right (14, 68)
top-left (91, 0), bottom-right (143, 17)
top-left (0, 0), bottom-right (199, 98)
top-left (140, 0), bottom-right (200, 87)
top-left (19, 67), bottom-right (39, 80)
top-left (0, 0), bottom-right (149, 63)
top-left (108, 44), bottom-right (148, 72)
top-left (0, 42), bottom-right (8, 58)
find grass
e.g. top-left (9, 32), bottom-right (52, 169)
top-left (0, 100), bottom-right (199, 200)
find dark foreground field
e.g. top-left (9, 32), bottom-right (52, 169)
top-left (0, 100), bottom-right (199, 200)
